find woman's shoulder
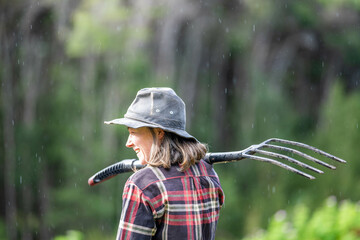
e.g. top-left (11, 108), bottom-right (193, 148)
top-left (196, 159), bottom-right (218, 175)
top-left (126, 166), bottom-right (164, 190)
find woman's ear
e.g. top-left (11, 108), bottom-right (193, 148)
top-left (155, 128), bottom-right (165, 141)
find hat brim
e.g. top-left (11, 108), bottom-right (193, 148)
top-left (104, 117), bottom-right (198, 141)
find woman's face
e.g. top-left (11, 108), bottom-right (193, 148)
top-left (126, 127), bottom-right (163, 165)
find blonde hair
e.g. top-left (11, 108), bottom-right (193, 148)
top-left (147, 128), bottom-right (207, 171)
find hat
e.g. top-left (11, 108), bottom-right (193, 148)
top-left (104, 87), bottom-right (197, 141)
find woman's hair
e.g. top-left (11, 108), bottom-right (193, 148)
top-left (147, 128), bottom-right (207, 171)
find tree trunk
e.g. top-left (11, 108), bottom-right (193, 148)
top-left (1, 25), bottom-right (18, 240)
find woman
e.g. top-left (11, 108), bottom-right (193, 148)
top-left (105, 87), bottom-right (224, 240)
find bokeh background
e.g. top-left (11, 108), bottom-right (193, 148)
top-left (1, 0), bottom-right (360, 239)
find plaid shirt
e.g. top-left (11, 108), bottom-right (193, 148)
top-left (116, 159), bottom-right (224, 240)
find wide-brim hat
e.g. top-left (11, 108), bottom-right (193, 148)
top-left (104, 87), bottom-right (197, 141)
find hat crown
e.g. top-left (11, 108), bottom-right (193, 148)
top-left (124, 88), bottom-right (186, 130)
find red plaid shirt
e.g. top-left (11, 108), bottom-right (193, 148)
top-left (116, 159), bottom-right (224, 240)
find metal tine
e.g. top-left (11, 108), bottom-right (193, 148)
top-left (254, 149), bottom-right (324, 174)
top-left (262, 144), bottom-right (337, 169)
top-left (266, 138), bottom-right (347, 163)
top-left (242, 153), bottom-right (316, 180)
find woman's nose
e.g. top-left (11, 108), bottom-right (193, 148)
top-left (125, 135), bottom-right (133, 148)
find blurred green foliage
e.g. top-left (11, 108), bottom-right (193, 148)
top-left (242, 197), bottom-right (360, 240)
top-left (66, 0), bottom-right (132, 56)
top-left (54, 230), bottom-right (84, 240)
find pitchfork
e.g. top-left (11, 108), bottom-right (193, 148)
top-left (88, 138), bottom-right (346, 186)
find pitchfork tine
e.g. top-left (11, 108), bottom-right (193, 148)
top-left (254, 149), bottom-right (324, 174)
top-left (242, 154), bottom-right (316, 180)
top-left (267, 138), bottom-right (347, 163)
top-left (263, 144), bottom-right (337, 169)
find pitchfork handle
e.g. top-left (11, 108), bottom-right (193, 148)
top-left (205, 151), bottom-right (247, 164)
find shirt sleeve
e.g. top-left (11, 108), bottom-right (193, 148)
top-left (116, 181), bottom-right (157, 240)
